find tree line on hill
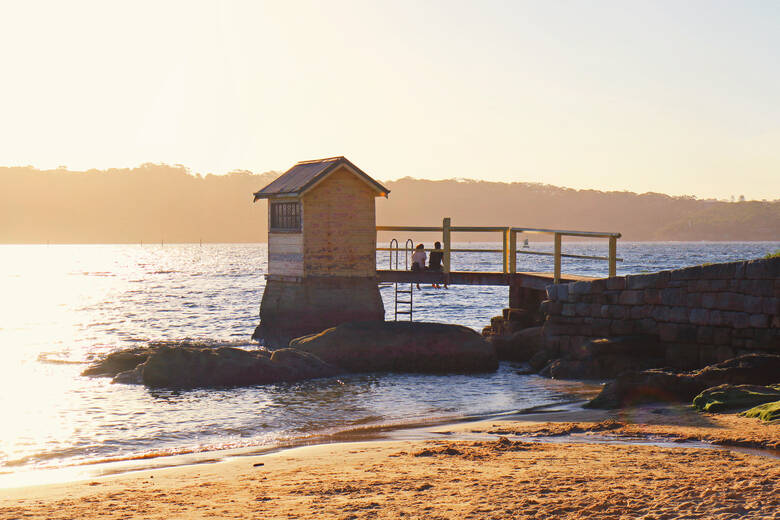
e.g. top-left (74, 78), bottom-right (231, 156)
top-left (1, 164), bottom-right (777, 243)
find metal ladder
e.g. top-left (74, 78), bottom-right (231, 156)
top-left (389, 238), bottom-right (414, 321)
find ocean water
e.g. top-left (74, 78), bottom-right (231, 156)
top-left (0, 241), bottom-right (776, 482)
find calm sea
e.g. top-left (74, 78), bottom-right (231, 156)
top-left (0, 241), bottom-right (776, 483)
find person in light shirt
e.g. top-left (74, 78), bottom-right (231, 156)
top-left (411, 243), bottom-right (426, 289)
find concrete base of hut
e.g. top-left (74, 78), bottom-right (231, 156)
top-left (255, 276), bottom-right (385, 348)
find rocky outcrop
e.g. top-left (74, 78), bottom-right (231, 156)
top-left (587, 353), bottom-right (780, 409)
top-left (83, 321), bottom-right (498, 388)
top-left (141, 346), bottom-right (340, 388)
top-left (542, 336), bottom-right (665, 380)
top-left (692, 384), bottom-right (780, 412)
top-left (291, 321), bottom-right (498, 373)
top-left (489, 326), bottom-right (545, 362)
top-left (83, 344), bottom-right (340, 388)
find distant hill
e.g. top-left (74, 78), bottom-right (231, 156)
top-left (377, 178), bottom-right (780, 242)
top-left (1, 165), bottom-right (777, 243)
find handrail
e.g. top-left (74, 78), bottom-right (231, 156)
top-left (377, 218), bottom-right (621, 283)
top-left (510, 227), bottom-right (621, 239)
top-left (377, 225), bottom-right (621, 239)
top-left (377, 247), bottom-right (623, 263)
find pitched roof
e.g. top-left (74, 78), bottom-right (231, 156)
top-left (253, 156), bottom-right (390, 201)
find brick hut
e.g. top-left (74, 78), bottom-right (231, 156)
top-left (252, 156), bottom-right (390, 346)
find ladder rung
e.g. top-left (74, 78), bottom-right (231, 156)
top-left (396, 290), bottom-right (412, 294)
top-left (396, 300), bottom-right (412, 304)
top-left (396, 311), bottom-right (412, 314)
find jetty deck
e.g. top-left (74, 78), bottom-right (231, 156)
top-left (376, 219), bottom-right (622, 288)
top-left (376, 270), bottom-right (594, 291)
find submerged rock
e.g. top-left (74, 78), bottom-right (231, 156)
top-left (290, 321), bottom-right (498, 373)
top-left (587, 353), bottom-right (780, 409)
top-left (692, 384), bottom-right (780, 412)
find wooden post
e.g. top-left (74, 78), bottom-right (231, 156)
top-left (608, 236), bottom-right (617, 278)
top-left (553, 233), bottom-right (562, 284)
top-left (502, 228), bottom-right (510, 274)
top-left (442, 217), bottom-right (451, 274)
top-left (509, 230), bottom-right (517, 274)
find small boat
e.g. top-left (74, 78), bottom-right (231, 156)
top-left (523, 238), bottom-right (530, 248)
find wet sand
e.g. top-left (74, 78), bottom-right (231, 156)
top-left (2, 405), bottom-right (778, 519)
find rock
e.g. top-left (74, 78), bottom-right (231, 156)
top-left (546, 336), bottom-right (665, 380)
top-left (587, 353), bottom-right (780, 409)
top-left (694, 354), bottom-right (780, 388)
top-left (570, 336), bottom-right (664, 360)
top-left (290, 321), bottom-right (498, 373)
top-left (139, 345), bottom-right (340, 388)
top-left (741, 401), bottom-right (780, 422)
top-left (112, 366), bottom-right (143, 384)
top-left (85, 343), bottom-right (340, 389)
top-left (692, 384), bottom-right (780, 412)
top-left (585, 369), bottom-right (701, 409)
top-left (269, 348), bottom-right (342, 381)
top-left (489, 326), bottom-right (544, 362)
top-left (528, 347), bottom-right (559, 372)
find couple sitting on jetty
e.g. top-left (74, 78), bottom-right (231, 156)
top-left (410, 242), bottom-right (447, 289)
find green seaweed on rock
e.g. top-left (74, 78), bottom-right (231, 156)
top-left (740, 401), bottom-right (780, 422)
top-left (692, 384), bottom-right (780, 413)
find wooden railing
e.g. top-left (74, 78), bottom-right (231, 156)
top-left (377, 218), bottom-right (622, 283)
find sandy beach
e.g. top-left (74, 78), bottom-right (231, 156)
top-left (2, 405), bottom-right (777, 520)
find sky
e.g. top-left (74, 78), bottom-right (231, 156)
top-left (1, 0), bottom-right (778, 200)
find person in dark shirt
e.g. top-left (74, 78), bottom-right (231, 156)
top-left (427, 241), bottom-right (446, 288)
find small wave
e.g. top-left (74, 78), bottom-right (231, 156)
top-left (151, 270), bottom-right (178, 274)
top-left (37, 353), bottom-right (88, 365)
top-left (145, 338), bottom-right (262, 350)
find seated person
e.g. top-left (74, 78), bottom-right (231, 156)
top-left (411, 243), bottom-right (426, 272)
top-left (427, 241), bottom-right (446, 289)
top-left (411, 243), bottom-right (426, 289)
top-left (428, 241), bottom-right (443, 272)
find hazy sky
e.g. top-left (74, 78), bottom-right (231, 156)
top-left (1, 1), bottom-right (778, 199)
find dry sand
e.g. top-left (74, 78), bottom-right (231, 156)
top-left (1, 405), bottom-right (778, 520)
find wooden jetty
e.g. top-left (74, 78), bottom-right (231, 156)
top-left (377, 220), bottom-right (621, 289)
top-left (252, 155), bottom-right (621, 344)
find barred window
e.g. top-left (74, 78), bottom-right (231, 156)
top-left (270, 201), bottom-right (301, 231)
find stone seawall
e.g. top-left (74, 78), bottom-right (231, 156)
top-left (541, 257), bottom-right (779, 370)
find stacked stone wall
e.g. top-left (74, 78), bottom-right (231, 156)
top-left (541, 257), bottom-right (779, 369)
